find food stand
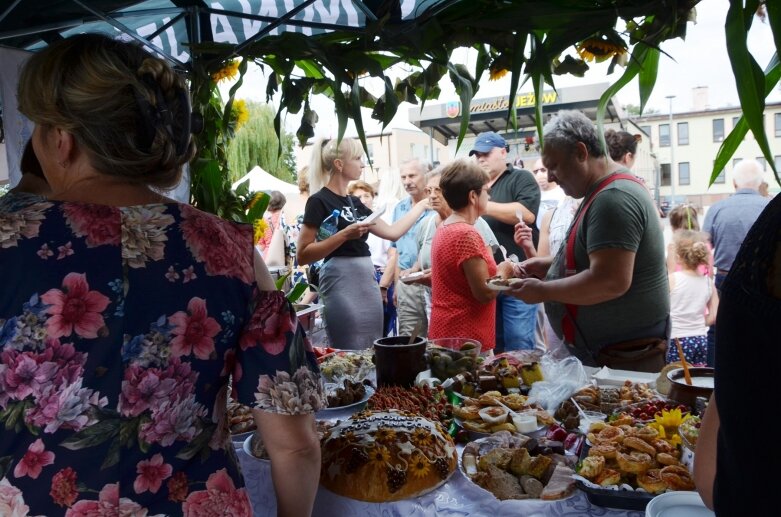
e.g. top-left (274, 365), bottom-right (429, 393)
top-left (228, 346), bottom-right (711, 517)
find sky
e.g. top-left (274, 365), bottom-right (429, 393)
top-left (229, 0), bottom-right (778, 139)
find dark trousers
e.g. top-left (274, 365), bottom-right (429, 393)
top-left (706, 272), bottom-right (728, 367)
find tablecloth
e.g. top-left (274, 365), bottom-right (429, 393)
top-left (235, 442), bottom-right (645, 517)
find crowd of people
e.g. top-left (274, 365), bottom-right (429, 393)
top-left (1, 32), bottom-right (777, 517)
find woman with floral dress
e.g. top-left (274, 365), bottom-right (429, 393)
top-left (0, 34), bottom-right (325, 516)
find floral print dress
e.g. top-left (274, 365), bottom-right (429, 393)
top-left (0, 198), bottom-right (325, 516)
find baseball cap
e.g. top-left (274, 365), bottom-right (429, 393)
top-left (469, 131), bottom-right (508, 156)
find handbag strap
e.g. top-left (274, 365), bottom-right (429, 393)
top-left (562, 172), bottom-right (644, 344)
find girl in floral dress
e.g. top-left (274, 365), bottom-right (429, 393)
top-left (0, 34), bottom-right (325, 516)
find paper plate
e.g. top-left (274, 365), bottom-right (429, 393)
top-left (645, 491), bottom-right (714, 517)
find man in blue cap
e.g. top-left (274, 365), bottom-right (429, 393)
top-left (470, 131), bottom-right (541, 352)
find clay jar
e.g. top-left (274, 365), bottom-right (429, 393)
top-left (374, 336), bottom-right (428, 387)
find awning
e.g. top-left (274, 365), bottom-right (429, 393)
top-left (409, 82), bottom-right (624, 145)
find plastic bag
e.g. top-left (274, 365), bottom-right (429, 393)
top-left (527, 354), bottom-right (591, 412)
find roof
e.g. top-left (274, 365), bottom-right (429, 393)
top-left (409, 82), bottom-right (624, 144)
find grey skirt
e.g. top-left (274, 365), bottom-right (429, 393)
top-left (319, 256), bottom-right (383, 350)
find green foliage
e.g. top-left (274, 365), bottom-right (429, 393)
top-left (182, 0), bottom-right (780, 189)
top-left (226, 101), bottom-right (297, 184)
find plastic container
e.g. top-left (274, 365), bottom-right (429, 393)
top-left (317, 209), bottom-right (341, 241)
top-left (428, 338), bottom-right (482, 382)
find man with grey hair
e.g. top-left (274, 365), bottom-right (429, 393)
top-left (702, 158), bottom-right (769, 365)
top-left (392, 158), bottom-right (433, 336)
top-left (504, 110), bottom-right (669, 371)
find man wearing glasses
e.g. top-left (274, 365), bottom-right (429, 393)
top-left (470, 131), bottom-right (541, 352)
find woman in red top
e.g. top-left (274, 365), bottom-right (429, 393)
top-left (429, 159), bottom-right (510, 351)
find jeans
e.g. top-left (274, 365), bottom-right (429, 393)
top-left (706, 272), bottom-right (728, 367)
top-left (495, 293), bottom-right (538, 352)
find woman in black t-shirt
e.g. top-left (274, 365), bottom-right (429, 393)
top-left (297, 138), bottom-right (428, 349)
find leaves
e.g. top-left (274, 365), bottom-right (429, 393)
top-left (712, 52), bottom-right (781, 184)
top-left (725, 0), bottom-right (775, 180)
top-left (60, 419), bottom-right (119, 450)
top-left (447, 63), bottom-right (475, 149)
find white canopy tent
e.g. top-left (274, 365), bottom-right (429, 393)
top-left (232, 165), bottom-right (298, 195)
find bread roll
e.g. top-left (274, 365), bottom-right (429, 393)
top-left (320, 410), bottom-right (457, 502)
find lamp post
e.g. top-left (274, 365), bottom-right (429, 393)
top-left (666, 95), bottom-right (676, 206)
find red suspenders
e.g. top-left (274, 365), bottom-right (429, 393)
top-left (562, 173), bottom-right (644, 344)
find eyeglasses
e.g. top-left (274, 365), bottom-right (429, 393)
top-left (425, 187), bottom-right (442, 195)
top-left (533, 168), bottom-right (548, 174)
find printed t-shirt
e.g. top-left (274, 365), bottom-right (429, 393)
top-left (302, 187), bottom-right (372, 262)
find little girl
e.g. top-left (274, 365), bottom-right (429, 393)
top-left (667, 230), bottom-right (719, 365)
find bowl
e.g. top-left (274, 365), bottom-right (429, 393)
top-left (427, 338), bottom-right (482, 382)
top-left (667, 367), bottom-right (714, 408)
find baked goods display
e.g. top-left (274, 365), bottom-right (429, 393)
top-left (570, 381), bottom-right (657, 415)
top-left (228, 401), bottom-right (255, 435)
top-left (461, 431), bottom-right (577, 501)
top-left (319, 410), bottom-right (457, 502)
top-left (575, 421), bottom-right (694, 494)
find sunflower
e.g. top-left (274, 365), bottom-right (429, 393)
top-left (646, 408), bottom-right (690, 447)
top-left (232, 99), bottom-right (249, 130)
top-left (489, 67), bottom-right (509, 81)
top-left (211, 59), bottom-right (240, 82)
top-left (409, 452), bottom-right (431, 479)
top-left (375, 427), bottom-right (397, 444)
top-left (368, 445), bottom-right (391, 469)
top-left (253, 218), bottom-right (269, 243)
top-left (576, 38), bottom-right (627, 63)
top-left (412, 428), bottom-right (434, 447)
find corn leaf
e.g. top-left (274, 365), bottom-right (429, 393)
top-left (725, 0), bottom-right (775, 178)
top-left (712, 52), bottom-right (781, 185)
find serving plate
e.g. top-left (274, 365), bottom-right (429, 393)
top-left (460, 432), bottom-right (577, 502)
top-left (315, 385), bottom-right (375, 421)
top-left (317, 349), bottom-right (374, 383)
top-left (645, 491), bottom-right (714, 517)
top-left (455, 416), bottom-right (546, 441)
top-left (485, 278), bottom-right (522, 291)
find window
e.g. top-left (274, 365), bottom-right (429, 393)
top-left (776, 113), bottom-right (781, 137)
top-left (677, 122), bottom-right (689, 145)
top-left (640, 125), bottom-right (651, 140)
top-left (659, 124), bottom-right (670, 147)
top-left (366, 144), bottom-right (375, 162)
top-left (733, 116), bottom-right (740, 128)
top-left (756, 157), bottom-right (767, 171)
top-left (775, 156), bottom-right (781, 173)
top-left (678, 162), bottom-right (690, 186)
top-left (733, 157), bottom-right (742, 168)
top-left (713, 118), bottom-right (725, 142)
top-left (660, 163), bottom-right (671, 186)
top-left (713, 161), bottom-right (726, 184)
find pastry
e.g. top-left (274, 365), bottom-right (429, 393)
top-left (319, 410), bottom-right (457, 502)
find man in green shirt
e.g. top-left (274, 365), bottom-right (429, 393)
top-left (505, 111), bottom-right (669, 371)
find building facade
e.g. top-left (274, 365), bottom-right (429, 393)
top-left (633, 93), bottom-right (781, 209)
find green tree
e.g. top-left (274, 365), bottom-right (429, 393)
top-left (624, 104), bottom-right (660, 116)
top-left (226, 101), bottom-right (297, 185)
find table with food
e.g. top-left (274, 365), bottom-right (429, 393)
top-left (230, 339), bottom-right (712, 517)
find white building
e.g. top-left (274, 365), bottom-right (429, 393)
top-left (633, 88), bottom-right (781, 209)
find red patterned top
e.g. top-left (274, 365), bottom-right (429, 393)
top-left (429, 222), bottom-right (497, 351)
